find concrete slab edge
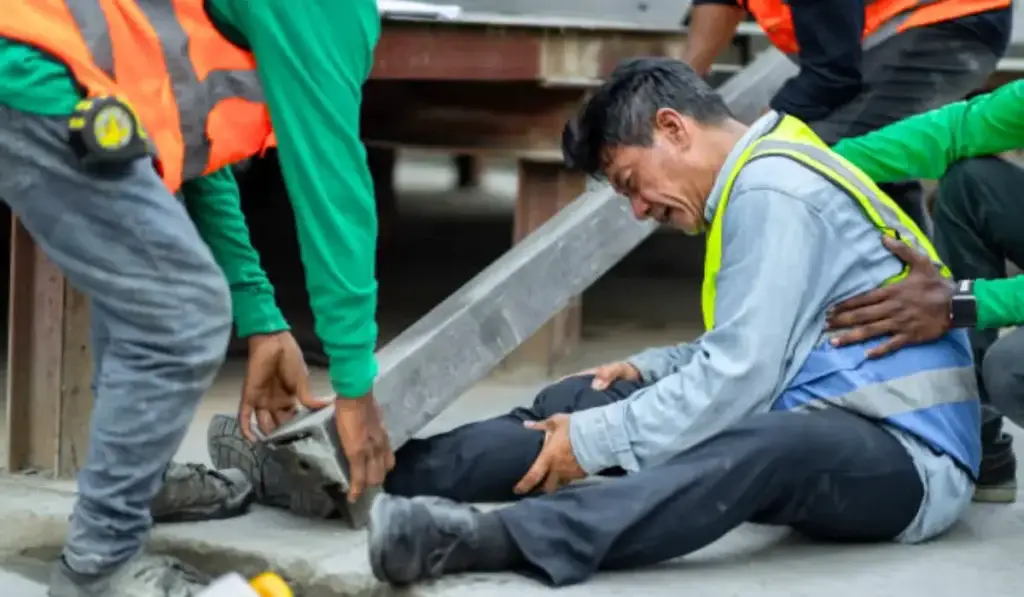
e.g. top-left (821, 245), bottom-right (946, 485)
top-left (0, 477), bottom-right (397, 597)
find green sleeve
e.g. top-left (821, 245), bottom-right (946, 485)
top-left (974, 276), bottom-right (1024, 330)
top-left (0, 39), bottom-right (81, 116)
top-left (216, 0), bottom-right (381, 397)
top-left (181, 168), bottom-right (289, 338)
top-left (832, 81), bottom-right (1024, 183)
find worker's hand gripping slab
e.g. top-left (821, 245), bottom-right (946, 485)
top-left (262, 407), bottom-right (378, 528)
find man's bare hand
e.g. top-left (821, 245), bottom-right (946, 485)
top-left (825, 236), bottom-right (953, 358)
top-left (514, 414), bottom-right (586, 495)
top-left (335, 394), bottom-right (395, 503)
top-left (565, 361), bottom-right (641, 390)
top-left (238, 332), bottom-right (322, 442)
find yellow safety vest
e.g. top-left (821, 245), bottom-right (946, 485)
top-left (701, 115), bottom-right (950, 331)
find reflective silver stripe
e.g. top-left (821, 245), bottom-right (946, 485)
top-left (861, 0), bottom-right (948, 50)
top-left (65, 0), bottom-right (115, 78)
top-left (750, 138), bottom-right (941, 270)
top-left (789, 365), bottom-right (977, 418)
top-left (135, 1), bottom-right (212, 180)
top-left (205, 70), bottom-right (266, 104)
top-left (862, 14), bottom-right (904, 51)
top-left (74, 0), bottom-right (266, 182)
top-left (776, 0), bottom-right (945, 58)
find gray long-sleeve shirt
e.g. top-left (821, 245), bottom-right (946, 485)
top-left (568, 113), bottom-right (972, 543)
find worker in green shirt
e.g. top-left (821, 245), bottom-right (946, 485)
top-left (0, 0), bottom-right (392, 595)
top-left (825, 81), bottom-right (1024, 504)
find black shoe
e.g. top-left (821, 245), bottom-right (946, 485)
top-left (974, 432), bottom-right (1017, 503)
top-left (369, 494), bottom-right (496, 584)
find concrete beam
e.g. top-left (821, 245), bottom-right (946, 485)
top-left (266, 48), bottom-right (793, 462)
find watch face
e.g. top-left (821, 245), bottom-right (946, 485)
top-left (950, 294), bottom-right (978, 328)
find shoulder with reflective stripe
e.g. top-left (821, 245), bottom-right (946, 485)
top-left (747, 121), bottom-right (951, 280)
top-left (132, 0), bottom-right (269, 185)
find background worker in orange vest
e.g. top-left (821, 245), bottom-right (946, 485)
top-left (681, 0), bottom-right (1012, 230)
top-left (0, 0), bottom-right (393, 595)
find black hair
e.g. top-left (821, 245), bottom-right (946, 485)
top-left (561, 57), bottom-right (733, 176)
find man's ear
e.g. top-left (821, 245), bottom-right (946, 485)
top-left (654, 108), bottom-right (689, 150)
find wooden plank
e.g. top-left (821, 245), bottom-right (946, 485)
top-left (5, 215), bottom-right (92, 478)
top-left (374, 25), bottom-right (544, 80)
top-left (455, 155), bottom-right (483, 188)
top-left (544, 33), bottom-right (686, 82)
top-left (57, 284), bottom-right (93, 478)
top-left (374, 20), bottom-right (687, 82)
top-left (6, 216), bottom-right (63, 474)
top-left (504, 159), bottom-right (585, 373)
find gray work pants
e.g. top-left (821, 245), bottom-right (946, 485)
top-left (386, 376), bottom-right (924, 586)
top-left (934, 156), bottom-right (1024, 432)
top-left (0, 106), bottom-right (232, 576)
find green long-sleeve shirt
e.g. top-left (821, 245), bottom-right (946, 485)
top-left (833, 81), bottom-right (1024, 331)
top-left (0, 0), bottom-right (380, 397)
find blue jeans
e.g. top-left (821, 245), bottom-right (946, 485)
top-left (0, 106), bottom-right (232, 575)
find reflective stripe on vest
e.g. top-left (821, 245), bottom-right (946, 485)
top-left (775, 331), bottom-right (981, 475)
top-left (702, 114), bottom-right (948, 332)
top-left (701, 114), bottom-right (981, 476)
top-left (0, 0), bottom-right (274, 192)
top-left (742, 0), bottom-right (1010, 55)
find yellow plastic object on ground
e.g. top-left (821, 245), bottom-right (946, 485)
top-left (249, 572), bottom-right (293, 597)
top-left (196, 571), bottom-right (293, 597)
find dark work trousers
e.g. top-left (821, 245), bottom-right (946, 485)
top-left (933, 157), bottom-right (1024, 454)
top-left (385, 376), bottom-right (924, 586)
top-left (809, 15), bottom-right (1007, 231)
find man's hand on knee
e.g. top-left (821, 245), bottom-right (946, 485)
top-left (563, 361), bottom-right (641, 390)
top-left (514, 414), bottom-right (587, 494)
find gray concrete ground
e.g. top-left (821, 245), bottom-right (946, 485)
top-left (0, 154), bottom-right (1022, 595)
top-left (0, 569), bottom-right (46, 596)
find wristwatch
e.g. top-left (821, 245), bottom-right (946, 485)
top-left (949, 279), bottom-right (978, 329)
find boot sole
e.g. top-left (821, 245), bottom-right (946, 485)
top-left (207, 414), bottom-right (267, 496)
top-left (973, 482), bottom-right (1018, 504)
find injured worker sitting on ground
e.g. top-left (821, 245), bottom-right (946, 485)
top-left (207, 56), bottom-right (982, 587)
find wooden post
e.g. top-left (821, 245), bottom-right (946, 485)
top-left (455, 154), bottom-right (483, 189)
top-left (5, 216), bottom-right (93, 478)
top-left (504, 158), bottom-right (585, 374)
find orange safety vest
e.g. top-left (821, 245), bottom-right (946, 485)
top-left (0, 0), bottom-right (277, 193)
top-left (741, 0), bottom-right (1011, 55)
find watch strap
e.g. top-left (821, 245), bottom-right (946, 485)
top-left (950, 280), bottom-right (977, 329)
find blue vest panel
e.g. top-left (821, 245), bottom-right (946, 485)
top-left (773, 329), bottom-right (981, 477)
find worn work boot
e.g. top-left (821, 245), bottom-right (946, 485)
top-left (206, 414), bottom-right (337, 518)
top-left (974, 430), bottom-right (1018, 503)
top-left (49, 553), bottom-right (209, 597)
top-left (368, 494), bottom-right (518, 584)
top-left (150, 462), bottom-right (255, 523)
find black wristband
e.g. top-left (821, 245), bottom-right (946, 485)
top-left (950, 280), bottom-right (978, 329)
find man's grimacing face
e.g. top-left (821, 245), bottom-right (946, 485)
top-left (601, 108), bottom-right (718, 236)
